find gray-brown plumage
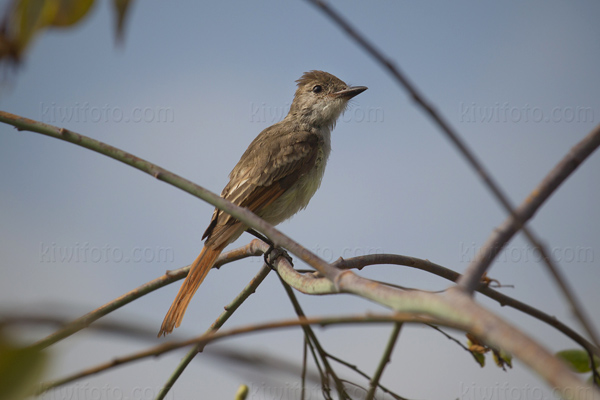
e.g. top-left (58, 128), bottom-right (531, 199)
top-left (159, 71), bottom-right (366, 336)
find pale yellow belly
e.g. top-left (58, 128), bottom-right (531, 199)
top-left (258, 149), bottom-right (328, 226)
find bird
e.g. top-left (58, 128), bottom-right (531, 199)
top-left (158, 70), bottom-right (367, 336)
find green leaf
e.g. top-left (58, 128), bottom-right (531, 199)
top-left (235, 384), bottom-right (249, 400)
top-left (2, 0), bottom-right (95, 62)
top-left (0, 336), bottom-right (48, 400)
top-left (51, 0), bottom-right (96, 27)
top-left (556, 349), bottom-right (600, 373)
top-left (472, 351), bottom-right (485, 367)
top-left (493, 349), bottom-right (513, 370)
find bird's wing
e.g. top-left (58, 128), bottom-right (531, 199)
top-left (202, 129), bottom-right (321, 248)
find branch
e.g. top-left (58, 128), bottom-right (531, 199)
top-left (35, 313), bottom-right (450, 394)
top-left (0, 110), bottom-right (338, 282)
top-left (457, 123), bottom-right (600, 345)
top-left (155, 262), bottom-right (272, 400)
top-left (305, 0), bottom-right (522, 244)
top-left (332, 254), bottom-right (600, 358)
top-left (3, 111), bottom-right (597, 398)
top-left (278, 274), bottom-right (349, 399)
top-left (28, 241), bottom-right (264, 350)
top-left (324, 353), bottom-right (408, 400)
top-left (457, 123), bottom-right (600, 283)
top-left (366, 322), bottom-right (402, 400)
top-left (305, 0), bottom-right (600, 350)
top-left (37, 307), bottom-right (600, 400)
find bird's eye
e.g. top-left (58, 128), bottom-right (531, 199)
top-left (312, 85), bottom-right (322, 93)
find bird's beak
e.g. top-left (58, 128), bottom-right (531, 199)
top-left (331, 85), bottom-right (368, 99)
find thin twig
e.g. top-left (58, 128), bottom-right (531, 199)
top-left (305, 0), bottom-right (523, 240)
top-left (1, 315), bottom-right (159, 340)
top-left (305, 0), bottom-right (600, 348)
top-left (426, 324), bottom-right (470, 352)
top-left (325, 353), bottom-right (408, 400)
top-left (426, 324), bottom-right (487, 366)
top-left (35, 299), bottom-right (599, 400)
top-left (333, 254), bottom-right (600, 358)
top-left (366, 322), bottom-right (403, 400)
top-left (301, 337), bottom-right (308, 400)
top-left (458, 124), bottom-right (600, 291)
top-left (2, 111), bottom-right (598, 398)
top-left (36, 314), bottom-right (444, 395)
top-left (278, 275), bottom-right (349, 399)
top-left (306, 333), bottom-right (331, 399)
top-left (27, 242), bottom-right (262, 351)
top-left (0, 110), bottom-right (339, 283)
top-left (276, 255), bottom-right (408, 399)
top-left (155, 262), bottom-right (272, 400)
top-left (457, 125), bottom-right (600, 347)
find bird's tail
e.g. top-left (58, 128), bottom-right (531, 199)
top-left (158, 245), bottom-right (222, 337)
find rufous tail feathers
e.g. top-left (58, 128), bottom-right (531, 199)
top-left (158, 245), bottom-right (222, 337)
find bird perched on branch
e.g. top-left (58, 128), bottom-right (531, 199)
top-left (159, 70), bottom-right (367, 336)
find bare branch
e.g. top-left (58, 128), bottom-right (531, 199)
top-left (36, 308), bottom-right (599, 400)
top-left (305, 0), bottom-right (600, 350)
top-left (458, 124), bottom-right (600, 288)
top-left (457, 124), bottom-right (600, 346)
top-left (305, 0), bottom-right (523, 240)
top-left (278, 274), bottom-right (349, 399)
top-left (155, 262), bottom-right (272, 400)
top-left (35, 313), bottom-right (449, 394)
top-left (0, 110), bottom-right (339, 282)
top-left (3, 111), bottom-right (598, 398)
top-left (366, 322), bottom-right (402, 400)
top-left (333, 254), bottom-right (600, 357)
top-left (27, 241), bottom-right (263, 350)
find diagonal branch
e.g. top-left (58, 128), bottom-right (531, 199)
top-left (36, 306), bottom-right (600, 400)
top-left (278, 274), bottom-right (349, 399)
top-left (36, 314), bottom-right (443, 395)
top-left (305, 0), bottom-right (522, 233)
top-left (323, 352), bottom-right (408, 400)
top-left (457, 124), bottom-right (600, 345)
top-left (28, 241), bottom-right (263, 350)
top-left (3, 111), bottom-right (598, 398)
top-left (457, 124), bottom-right (600, 285)
top-left (332, 254), bottom-right (600, 357)
top-left (155, 262), bottom-right (272, 400)
top-left (0, 110), bottom-right (339, 282)
top-left (305, 0), bottom-right (600, 348)
top-left (366, 322), bottom-right (402, 400)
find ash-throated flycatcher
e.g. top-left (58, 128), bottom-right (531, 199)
top-left (158, 71), bottom-right (367, 336)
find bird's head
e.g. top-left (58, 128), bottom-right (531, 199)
top-left (288, 70), bottom-right (367, 130)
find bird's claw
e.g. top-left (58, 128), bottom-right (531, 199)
top-left (264, 245), bottom-right (293, 270)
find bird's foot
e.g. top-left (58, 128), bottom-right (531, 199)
top-left (264, 244), bottom-right (294, 270)
top-left (246, 228), bottom-right (293, 269)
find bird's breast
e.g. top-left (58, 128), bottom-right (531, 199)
top-left (258, 138), bottom-right (331, 225)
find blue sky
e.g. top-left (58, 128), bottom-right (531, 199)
top-left (1, 1), bottom-right (599, 399)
